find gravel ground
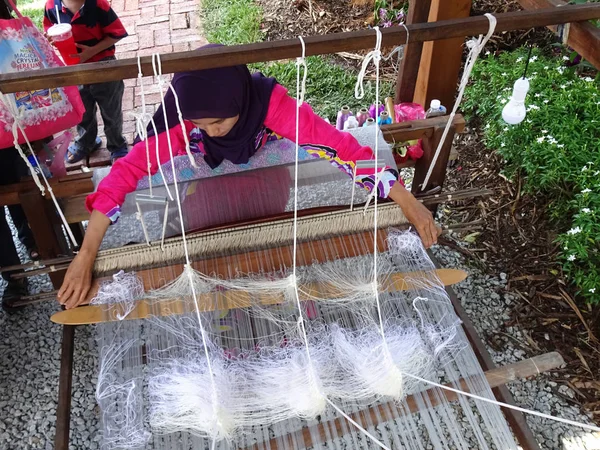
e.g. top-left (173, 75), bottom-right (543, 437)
top-left (1, 208), bottom-right (599, 449)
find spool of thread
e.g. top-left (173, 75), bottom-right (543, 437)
top-left (356, 108), bottom-right (370, 127)
top-left (363, 118), bottom-right (375, 127)
top-left (335, 106), bottom-right (352, 130)
top-left (385, 97), bottom-right (396, 123)
top-left (343, 116), bottom-right (359, 131)
top-left (377, 111), bottom-right (392, 126)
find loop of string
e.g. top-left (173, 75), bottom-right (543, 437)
top-left (136, 55), bottom-right (153, 198)
top-left (151, 53), bottom-right (199, 169)
top-left (295, 37), bottom-right (308, 105)
top-left (354, 26), bottom-right (382, 100)
top-left (421, 13), bottom-right (497, 190)
top-left (0, 91), bottom-right (78, 247)
top-left (151, 52), bottom-right (222, 449)
top-left (291, 36), bottom-right (390, 450)
top-left (381, 23), bottom-right (409, 71)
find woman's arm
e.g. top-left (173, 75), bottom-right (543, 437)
top-left (58, 123), bottom-right (190, 309)
top-left (57, 210), bottom-right (110, 309)
top-left (265, 84), bottom-right (441, 247)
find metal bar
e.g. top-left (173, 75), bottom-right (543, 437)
top-left (54, 325), bottom-right (75, 450)
top-left (0, 5), bottom-right (599, 93)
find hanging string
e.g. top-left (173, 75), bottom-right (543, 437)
top-left (150, 54), bottom-right (199, 170)
top-left (292, 36), bottom-right (391, 450)
top-left (0, 92), bottom-right (78, 248)
top-left (135, 55), bottom-right (153, 198)
top-left (420, 13), bottom-right (497, 190)
top-left (401, 370), bottom-right (600, 433)
top-left (151, 53), bottom-right (222, 449)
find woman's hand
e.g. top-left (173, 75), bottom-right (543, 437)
top-left (58, 251), bottom-right (94, 309)
top-left (389, 182), bottom-right (442, 249)
top-left (57, 209), bottom-right (111, 309)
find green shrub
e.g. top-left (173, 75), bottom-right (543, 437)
top-left (199, 0), bottom-right (392, 122)
top-left (256, 57), bottom-right (393, 122)
top-left (463, 48), bottom-right (600, 304)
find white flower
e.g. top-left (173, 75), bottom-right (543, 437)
top-left (516, 57), bottom-right (524, 63)
top-left (543, 99), bottom-right (550, 104)
top-left (501, 142), bottom-right (506, 147)
top-left (531, 56), bottom-right (538, 62)
top-left (583, 77), bottom-right (593, 82)
top-left (557, 67), bottom-right (566, 74)
top-left (590, 288), bottom-right (597, 294)
top-left (528, 104), bottom-right (540, 110)
top-left (536, 136), bottom-right (545, 143)
top-left (541, 130), bottom-right (548, 133)
top-left (557, 144), bottom-right (565, 148)
top-left (562, 56), bottom-right (570, 61)
top-left (564, 246), bottom-right (568, 250)
top-left (544, 66), bottom-right (549, 70)
top-left (581, 208), bottom-right (591, 214)
top-left (503, 127), bottom-right (509, 132)
top-left (594, 171), bottom-right (600, 176)
top-left (582, 188), bottom-right (592, 194)
top-left (560, 84), bottom-right (567, 89)
top-left (502, 72), bottom-right (508, 76)
top-left (567, 254), bottom-right (576, 262)
top-left (500, 98), bottom-right (507, 104)
top-left (567, 227), bottom-right (582, 235)
top-left (534, 93), bottom-right (541, 98)
top-left (485, 50), bottom-right (490, 55)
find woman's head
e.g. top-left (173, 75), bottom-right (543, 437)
top-left (189, 116), bottom-right (239, 137)
top-left (147, 43), bottom-right (277, 168)
top-left (171, 65), bottom-right (251, 137)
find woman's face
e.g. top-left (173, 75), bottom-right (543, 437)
top-left (191, 115), bottom-right (239, 138)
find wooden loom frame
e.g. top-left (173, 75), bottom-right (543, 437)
top-left (0, 3), bottom-right (598, 449)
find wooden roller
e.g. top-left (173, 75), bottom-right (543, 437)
top-left (51, 268), bottom-right (467, 325)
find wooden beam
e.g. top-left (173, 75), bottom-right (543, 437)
top-left (1, 5), bottom-right (599, 93)
top-left (395, 0), bottom-right (432, 103)
top-left (55, 325), bottom-right (75, 450)
top-left (381, 113), bottom-right (465, 143)
top-left (247, 352), bottom-right (564, 450)
top-left (0, 173), bottom-right (94, 206)
top-left (412, 123), bottom-right (456, 193)
top-left (518, 0), bottom-right (600, 70)
top-left (18, 190), bottom-right (69, 288)
top-left (413, 0), bottom-right (472, 110)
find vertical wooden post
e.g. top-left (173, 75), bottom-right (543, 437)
top-left (395, 0), bottom-right (433, 103)
top-left (412, 124), bottom-right (455, 195)
top-left (413, 0), bottom-right (472, 110)
top-left (18, 190), bottom-right (69, 288)
top-left (55, 325), bottom-right (75, 450)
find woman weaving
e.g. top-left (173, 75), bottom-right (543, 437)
top-left (58, 56), bottom-right (441, 309)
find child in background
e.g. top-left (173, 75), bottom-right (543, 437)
top-left (43, 0), bottom-right (129, 164)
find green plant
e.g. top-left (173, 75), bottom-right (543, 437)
top-left (199, 0), bottom-right (393, 121)
top-left (255, 58), bottom-right (393, 122)
top-left (16, 0), bottom-right (45, 30)
top-left (200, 0), bottom-right (264, 45)
top-left (373, 0), bottom-right (406, 27)
top-left (463, 48), bottom-right (600, 304)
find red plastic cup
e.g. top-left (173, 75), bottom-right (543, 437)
top-left (47, 23), bottom-right (79, 66)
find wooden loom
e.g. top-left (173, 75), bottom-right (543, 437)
top-left (1, 3), bottom-right (599, 449)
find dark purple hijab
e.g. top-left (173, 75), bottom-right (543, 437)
top-left (147, 45), bottom-right (277, 168)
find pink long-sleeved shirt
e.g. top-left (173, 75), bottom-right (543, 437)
top-left (86, 84), bottom-right (399, 222)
